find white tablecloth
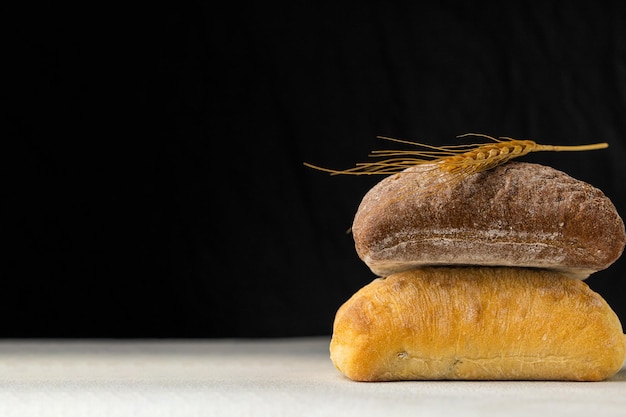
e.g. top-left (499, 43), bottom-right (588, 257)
top-left (0, 337), bottom-right (623, 416)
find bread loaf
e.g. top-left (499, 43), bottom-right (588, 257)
top-left (330, 267), bottom-right (626, 381)
top-left (352, 162), bottom-right (625, 279)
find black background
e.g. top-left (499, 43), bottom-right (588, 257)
top-left (5, 2), bottom-right (626, 337)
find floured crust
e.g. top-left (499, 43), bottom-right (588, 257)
top-left (351, 162), bottom-right (626, 279)
top-left (330, 267), bottom-right (626, 381)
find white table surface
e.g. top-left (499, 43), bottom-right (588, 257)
top-left (0, 337), bottom-right (623, 416)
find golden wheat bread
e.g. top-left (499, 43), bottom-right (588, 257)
top-left (330, 267), bottom-right (626, 382)
top-left (351, 162), bottom-right (625, 279)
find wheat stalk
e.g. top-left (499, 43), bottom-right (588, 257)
top-left (303, 133), bottom-right (608, 178)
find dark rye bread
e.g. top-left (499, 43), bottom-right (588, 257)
top-left (352, 162), bottom-right (625, 279)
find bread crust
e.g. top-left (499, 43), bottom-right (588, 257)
top-left (352, 162), bottom-right (626, 279)
top-left (330, 267), bottom-right (626, 381)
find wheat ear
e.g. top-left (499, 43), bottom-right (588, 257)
top-left (303, 133), bottom-right (608, 177)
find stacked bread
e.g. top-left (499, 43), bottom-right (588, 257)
top-left (330, 161), bottom-right (626, 381)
